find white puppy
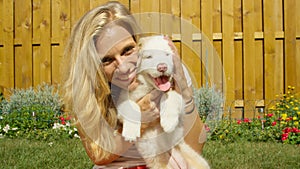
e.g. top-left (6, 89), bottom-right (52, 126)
top-left (116, 35), bottom-right (210, 169)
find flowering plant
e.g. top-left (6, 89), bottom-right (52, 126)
top-left (52, 115), bottom-right (79, 139)
top-left (209, 86), bottom-right (299, 144)
top-left (0, 84), bottom-right (79, 140)
top-left (267, 86), bottom-right (300, 144)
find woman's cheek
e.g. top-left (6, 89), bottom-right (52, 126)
top-left (104, 66), bottom-right (113, 82)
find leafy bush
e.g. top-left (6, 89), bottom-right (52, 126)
top-left (0, 83), bottom-right (78, 140)
top-left (193, 85), bottom-right (223, 121)
top-left (209, 86), bottom-right (300, 144)
top-left (193, 85), bottom-right (224, 134)
top-left (1, 83), bottom-right (62, 115)
top-left (267, 86), bottom-right (300, 144)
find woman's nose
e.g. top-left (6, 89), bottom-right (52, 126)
top-left (116, 56), bottom-right (131, 73)
top-left (115, 56), bottom-right (124, 66)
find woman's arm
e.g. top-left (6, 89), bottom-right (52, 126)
top-left (183, 86), bottom-right (206, 154)
top-left (76, 122), bottom-right (133, 165)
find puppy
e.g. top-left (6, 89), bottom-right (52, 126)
top-left (116, 35), bottom-right (210, 169)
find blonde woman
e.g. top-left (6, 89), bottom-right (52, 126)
top-left (63, 1), bottom-right (206, 168)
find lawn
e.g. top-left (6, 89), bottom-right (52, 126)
top-left (1, 138), bottom-right (299, 169)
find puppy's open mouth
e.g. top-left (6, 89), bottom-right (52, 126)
top-left (153, 75), bottom-right (171, 91)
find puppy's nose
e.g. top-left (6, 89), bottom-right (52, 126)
top-left (157, 63), bottom-right (168, 72)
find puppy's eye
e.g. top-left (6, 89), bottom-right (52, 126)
top-left (144, 55), bottom-right (152, 59)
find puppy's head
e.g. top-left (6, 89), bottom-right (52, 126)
top-left (137, 36), bottom-right (174, 91)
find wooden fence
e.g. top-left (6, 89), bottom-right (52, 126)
top-left (0, 0), bottom-right (299, 118)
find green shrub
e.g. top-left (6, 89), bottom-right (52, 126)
top-left (208, 85), bottom-right (300, 144)
top-left (193, 85), bottom-right (224, 135)
top-left (267, 85), bottom-right (300, 144)
top-left (193, 85), bottom-right (223, 122)
top-left (1, 83), bottom-right (62, 115)
top-left (0, 83), bottom-right (78, 140)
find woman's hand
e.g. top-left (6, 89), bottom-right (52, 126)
top-left (137, 90), bottom-right (162, 123)
top-left (136, 89), bottom-right (162, 135)
top-left (164, 36), bottom-right (194, 114)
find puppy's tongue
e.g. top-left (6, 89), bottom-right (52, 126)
top-left (154, 76), bottom-right (171, 91)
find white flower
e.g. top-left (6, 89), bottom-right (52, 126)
top-left (73, 127), bottom-right (77, 131)
top-left (0, 116), bottom-right (3, 120)
top-left (74, 134), bottom-right (80, 138)
top-left (11, 127), bottom-right (18, 131)
top-left (48, 142), bottom-right (53, 146)
top-left (66, 122), bottom-right (71, 127)
top-left (52, 123), bottom-right (63, 129)
top-left (3, 124), bottom-right (10, 133)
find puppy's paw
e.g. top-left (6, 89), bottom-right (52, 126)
top-left (160, 116), bottom-right (178, 133)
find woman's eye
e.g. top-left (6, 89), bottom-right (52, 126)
top-left (122, 46), bottom-right (135, 56)
top-left (101, 57), bottom-right (114, 65)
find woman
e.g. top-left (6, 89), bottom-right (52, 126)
top-left (63, 1), bottom-right (206, 168)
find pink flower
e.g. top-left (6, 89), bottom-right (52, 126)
top-left (243, 118), bottom-right (251, 123)
top-left (283, 127), bottom-right (292, 133)
top-left (205, 125), bottom-right (210, 132)
top-left (271, 121), bottom-right (277, 126)
top-left (281, 136), bottom-right (288, 141)
top-left (292, 127), bottom-right (299, 133)
top-left (282, 133), bottom-right (289, 138)
top-left (257, 115), bottom-right (261, 119)
top-left (267, 113), bottom-right (273, 117)
top-left (237, 120), bottom-right (242, 125)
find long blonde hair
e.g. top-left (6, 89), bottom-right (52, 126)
top-left (62, 1), bottom-right (139, 160)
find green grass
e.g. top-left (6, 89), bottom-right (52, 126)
top-left (0, 138), bottom-right (299, 169)
top-left (0, 138), bottom-right (92, 169)
top-left (203, 141), bottom-right (300, 169)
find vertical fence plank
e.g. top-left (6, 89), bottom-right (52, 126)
top-left (52, 0), bottom-right (70, 85)
top-left (0, 0), bottom-right (14, 96)
top-left (222, 0), bottom-right (235, 113)
top-left (181, 0), bottom-right (202, 88)
top-left (213, 0), bottom-right (223, 90)
top-left (32, 0), bottom-right (51, 86)
top-left (171, 0), bottom-right (180, 36)
top-left (90, 0), bottom-right (108, 9)
top-left (130, 0), bottom-right (140, 19)
top-left (0, 0), bottom-right (2, 47)
top-left (234, 0), bottom-right (243, 101)
top-left (15, 0), bottom-right (32, 88)
top-left (243, 0), bottom-right (256, 118)
top-left (254, 0), bottom-right (263, 103)
top-left (160, 0), bottom-right (172, 36)
top-left (71, 0), bottom-right (89, 27)
top-left (264, 0), bottom-right (278, 104)
top-left (297, 0), bottom-right (300, 91)
top-left (201, 0), bottom-right (213, 88)
top-left (139, 0), bottom-right (160, 35)
top-left (284, 0), bottom-right (297, 90)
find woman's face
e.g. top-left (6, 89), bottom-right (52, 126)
top-left (96, 25), bottom-right (138, 89)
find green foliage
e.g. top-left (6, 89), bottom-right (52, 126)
top-left (267, 85), bottom-right (300, 144)
top-left (193, 85), bottom-right (223, 122)
top-left (0, 83), bottom-right (79, 140)
top-left (1, 83), bottom-right (62, 115)
top-left (208, 85), bottom-right (300, 145)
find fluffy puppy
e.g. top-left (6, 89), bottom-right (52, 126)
top-left (116, 35), bottom-right (210, 169)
